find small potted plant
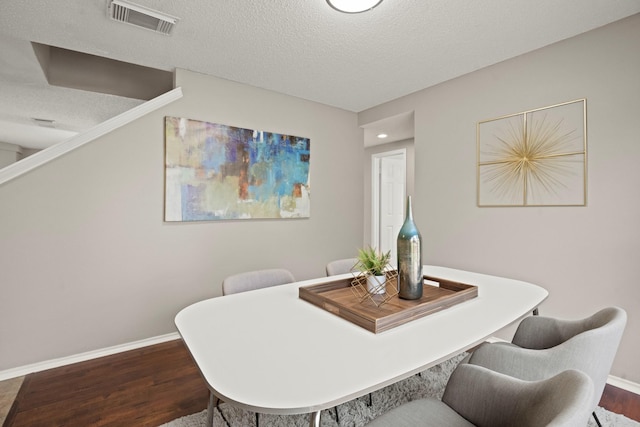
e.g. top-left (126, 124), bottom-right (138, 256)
top-left (357, 246), bottom-right (391, 294)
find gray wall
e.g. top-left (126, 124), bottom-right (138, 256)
top-left (0, 69), bottom-right (364, 371)
top-left (0, 142), bottom-right (21, 168)
top-left (359, 14), bottom-right (640, 383)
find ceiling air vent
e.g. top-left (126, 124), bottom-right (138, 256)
top-left (31, 118), bottom-right (56, 128)
top-left (108, 0), bottom-right (178, 35)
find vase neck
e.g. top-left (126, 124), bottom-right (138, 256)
top-left (406, 196), bottom-right (413, 220)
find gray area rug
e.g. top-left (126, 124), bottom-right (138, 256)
top-left (160, 352), bottom-right (639, 427)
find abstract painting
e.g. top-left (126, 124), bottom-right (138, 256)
top-left (165, 117), bottom-right (310, 221)
top-left (477, 99), bottom-right (586, 207)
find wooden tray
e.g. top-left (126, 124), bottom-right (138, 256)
top-left (299, 275), bottom-right (478, 333)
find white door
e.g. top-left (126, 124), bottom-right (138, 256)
top-left (372, 150), bottom-right (406, 267)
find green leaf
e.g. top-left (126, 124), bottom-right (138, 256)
top-left (356, 246), bottom-right (391, 275)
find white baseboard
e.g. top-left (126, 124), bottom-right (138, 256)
top-left (0, 332), bottom-right (180, 381)
top-left (607, 375), bottom-right (640, 395)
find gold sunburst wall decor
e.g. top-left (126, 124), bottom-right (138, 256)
top-left (477, 99), bottom-right (587, 207)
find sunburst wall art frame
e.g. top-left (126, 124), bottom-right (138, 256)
top-left (477, 99), bottom-right (587, 207)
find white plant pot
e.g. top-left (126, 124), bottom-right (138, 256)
top-left (367, 274), bottom-right (387, 295)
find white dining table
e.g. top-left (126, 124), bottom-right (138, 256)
top-left (175, 265), bottom-right (548, 427)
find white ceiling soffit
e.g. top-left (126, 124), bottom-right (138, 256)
top-left (363, 112), bottom-right (414, 147)
top-left (32, 43), bottom-right (174, 100)
top-left (1, 121), bottom-right (78, 150)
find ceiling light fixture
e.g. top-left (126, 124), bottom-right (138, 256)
top-left (326, 0), bottom-right (383, 13)
top-left (377, 133), bottom-right (388, 139)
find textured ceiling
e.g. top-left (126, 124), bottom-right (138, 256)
top-left (1, 0), bottom-right (639, 150)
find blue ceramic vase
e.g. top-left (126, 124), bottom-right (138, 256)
top-left (397, 196), bottom-right (423, 300)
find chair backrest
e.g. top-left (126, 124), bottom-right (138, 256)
top-left (512, 306), bottom-right (626, 350)
top-left (325, 258), bottom-right (358, 276)
top-left (443, 364), bottom-right (593, 427)
top-left (222, 268), bottom-right (295, 296)
top-left (469, 306), bottom-right (627, 413)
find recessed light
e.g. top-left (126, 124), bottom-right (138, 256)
top-left (326, 0), bottom-right (383, 13)
top-left (377, 133), bottom-right (388, 139)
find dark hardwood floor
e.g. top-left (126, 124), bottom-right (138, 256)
top-left (4, 340), bottom-right (208, 427)
top-left (601, 383), bottom-right (640, 423)
top-left (4, 339), bottom-right (640, 426)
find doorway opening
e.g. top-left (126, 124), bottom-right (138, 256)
top-left (371, 149), bottom-right (406, 267)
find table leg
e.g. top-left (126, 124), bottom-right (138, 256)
top-left (309, 410), bottom-right (321, 427)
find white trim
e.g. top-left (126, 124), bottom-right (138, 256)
top-left (0, 332), bottom-right (180, 381)
top-left (0, 87), bottom-right (183, 186)
top-left (370, 148), bottom-right (406, 250)
top-left (371, 155), bottom-right (381, 247)
top-left (607, 375), bottom-right (640, 395)
top-left (486, 336), bottom-right (508, 343)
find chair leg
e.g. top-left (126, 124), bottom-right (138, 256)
top-left (256, 413), bottom-right (259, 427)
top-left (309, 410), bottom-right (322, 427)
top-left (593, 411), bottom-right (602, 427)
top-left (210, 393), bottom-right (231, 427)
top-left (208, 392), bottom-right (215, 427)
top-left (218, 408), bottom-right (231, 427)
top-left (533, 308), bottom-right (539, 315)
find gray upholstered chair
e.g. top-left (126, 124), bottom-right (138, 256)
top-left (222, 268), bottom-right (295, 295)
top-left (325, 257), bottom-right (358, 276)
top-left (466, 306), bottom-right (627, 427)
top-left (219, 268), bottom-right (295, 426)
top-left (365, 363), bottom-right (593, 427)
